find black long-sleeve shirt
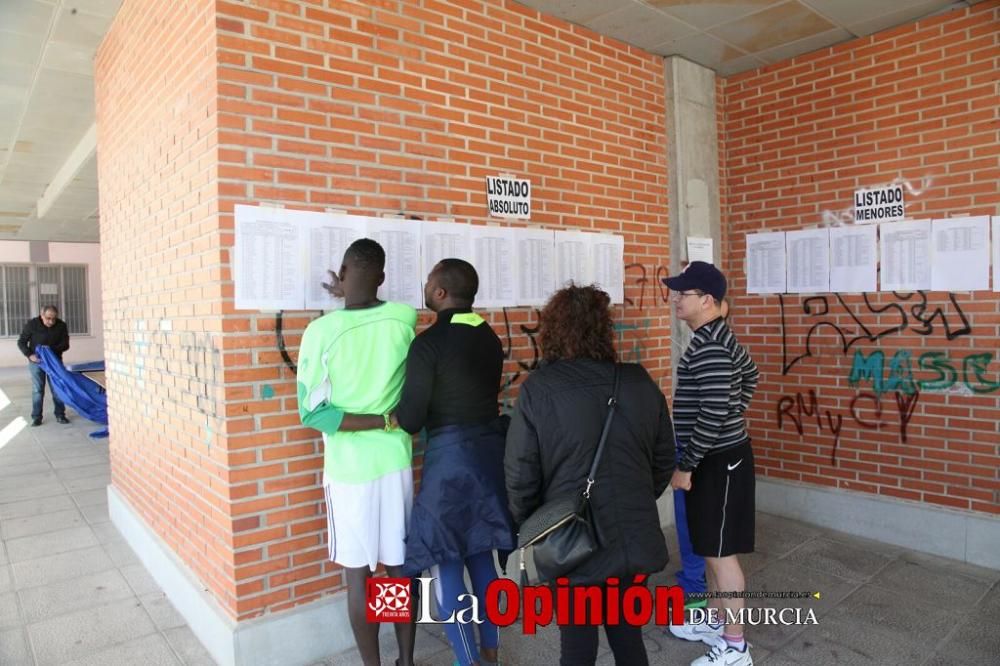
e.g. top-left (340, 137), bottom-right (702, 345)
top-left (17, 317), bottom-right (70, 360)
top-left (395, 307), bottom-right (503, 434)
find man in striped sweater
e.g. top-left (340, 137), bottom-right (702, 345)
top-left (664, 261), bottom-right (759, 666)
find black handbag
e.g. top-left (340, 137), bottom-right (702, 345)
top-left (517, 364), bottom-right (621, 585)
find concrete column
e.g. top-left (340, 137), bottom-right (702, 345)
top-left (664, 57), bottom-right (721, 364)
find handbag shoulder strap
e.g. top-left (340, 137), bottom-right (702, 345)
top-left (583, 363), bottom-right (621, 499)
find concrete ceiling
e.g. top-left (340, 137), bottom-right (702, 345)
top-left (0, 0), bottom-right (980, 243)
top-left (0, 0), bottom-right (120, 243)
top-left (520, 0), bottom-right (981, 74)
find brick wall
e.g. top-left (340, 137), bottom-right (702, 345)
top-left (95, 0), bottom-right (238, 615)
top-left (213, 0), bottom-right (670, 619)
top-left (721, 1), bottom-right (1000, 515)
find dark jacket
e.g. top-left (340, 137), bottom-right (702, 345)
top-left (17, 317), bottom-right (70, 360)
top-left (505, 359), bottom-right (675, 585)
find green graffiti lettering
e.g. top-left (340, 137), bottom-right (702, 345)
top-left (962, 353), bottom-right (1000, 394)
top-left (917, 351), bottom-right (957, 392)
top-left (885, 350), bottom-right (916, 395)
top-left (848, 350), bottom-right (884, 393)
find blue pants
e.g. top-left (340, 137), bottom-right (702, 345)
top-left (433, 551), bottom-right (501, 666)
top-left (674, 445), bottom-right (706, 596)
top-left (29, 362), bottom-right (65, 421)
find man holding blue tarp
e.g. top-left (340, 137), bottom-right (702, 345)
top-left (17, 305), bottom-right (70, 426)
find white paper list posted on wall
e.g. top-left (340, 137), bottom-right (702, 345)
top-left (233, 205), bottom-right (625, 311)
top-left (516, 228), bottom-right (555, 306)
top-left (746, 231), bottom-right (786, 294)
top-left (591, 233), bottom-right (625, 304)
top-left (994, 217), bottom-right (1000, 293)
top-left (879, 219), bottom-right (931, 292)
top-left (786, 228), bottom-right (830, 294)
top-left (930, 216), bottom-right (990, 292)
top-left (829, 224), bottom-right (877, 293)
top-left (420, 221), bottom-right (474, 278)
top-left (368, 217), bottom-right (423, 309)
top-left (234, 205), bottom-right (304, 310)
top-left (554, 230), bottom-right (592, 289)
top-left (471, 226), bottom-right (517, 308)
top-left (305, 214), bottom-right (365, 310)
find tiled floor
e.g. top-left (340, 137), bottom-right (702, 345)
top-left (1, 367), bottom-right (998, 665)
top-left (0, 368), bottom-right (215, 666)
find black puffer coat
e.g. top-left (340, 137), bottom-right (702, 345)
top-left (505, 359), bottom-right (675, 585)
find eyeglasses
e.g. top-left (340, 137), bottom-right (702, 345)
top-left (671, 291), bottom-right (705, 300)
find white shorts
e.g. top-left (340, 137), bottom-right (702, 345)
top-left (323, 468), bottom-right (413, 571)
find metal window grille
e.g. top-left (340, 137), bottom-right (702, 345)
top-left (1, 264), bottom-right (89, 336)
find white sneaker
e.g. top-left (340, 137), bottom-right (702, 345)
top-left (668, 620), bottom-right (725, 646)
top-left (691, 642), bottom-right (753, 666)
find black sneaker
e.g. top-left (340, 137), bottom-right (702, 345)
top-left (31, 418), bottom-right (42, 426)
top-left (56, 416), bottom-right (69, 424)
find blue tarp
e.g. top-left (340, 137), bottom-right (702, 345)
top-left (36, 346), bottom-right (108, 438)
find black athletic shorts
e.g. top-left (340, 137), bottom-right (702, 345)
top-left (685, 440), bottom-right (755, 557)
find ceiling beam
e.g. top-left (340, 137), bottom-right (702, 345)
top-left (36, 122), bottom-right (96, 219)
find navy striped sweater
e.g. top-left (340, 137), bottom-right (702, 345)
top-left (675, 317), bottom-right (759, 472)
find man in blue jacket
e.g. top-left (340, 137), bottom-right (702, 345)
top-left (17, 305), bottom-right (71, 426)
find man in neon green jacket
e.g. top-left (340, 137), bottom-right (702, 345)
top-left (298, 238), bottom-right (416, 666)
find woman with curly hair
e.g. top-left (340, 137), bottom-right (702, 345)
top-left (505, 284), bottom-right (676, 666)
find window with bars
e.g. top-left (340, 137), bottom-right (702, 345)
top-left (1, 264), bottom-right (89, 337)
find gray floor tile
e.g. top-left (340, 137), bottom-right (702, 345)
top-left (121, 563), bottom-right (160, 596)
top-left (822, 530), bottom-right (908, 560)
top-left (0, 453), bottom-right (47, 469)
top-left (0, 566), bottom-right (11, 594)
top-left (976, 581), bottom-right (1000, 615)
top-left (756, 513), bottom-right (823, 558)
top-left (53, 464), bottom-right (111, 482)
top-left (0, 542), bottom-right (7, 566)
top-left (921, 654), bottom-right (983, 666)
top-left (335, 622), bottom-right (453, 666)
top-left (5, 526), bottom-right (98, 563)
top-left (0, 462), bottom-right (51, 478)
top-left (0, 627), bottom-right (33, 666)
top-left (102, 539), bottom-right (140, 567)
top-left (780, 538), bottom-right (895, 583)
top-left (0, 591), bottom-right (22, 629)
top-left (904, 550), bottom-right (1000, 585)
top-left (0, 473), bottom-right (61, 491)
top-left (162, 626), bottom-right (217, 666)
top-left (781, 585), bottom-right (951, 665)
top-left (930, 582), bottom-right (1000, 664)
top-left (1, 508), bottom-right (87, 540)
top-left (746, 559), bottom-right (860, 651)
top-left (0, 483), bottom-right (67, 505)
top-left (92, 521), bottom-right (123, 544)
top-left (69, 488), bottom-right (107, 507)
top-left (775, 633), bottom-right (898, 665)
top-left (18, 569), bottom-right (135, 623)
top-left (139, 592), bottom-right (187, 631)
top-left (61, 474), bottom-right (111, 493)
top-left (79, 502), bottom-right (110, 525)
top-left (0, 495), bottom-right (76, 521)
top-left (27, 598), bottom-right (157, 665)
top-left (61, 633), bottom-right (181, 666)
top-left (869, 553), bottom-right (991, 612)
top-left (48, 453), bottom-right (109, 470)
top-left (754, 654), bottom-right (808, 665)
top-left (11, 545), bottom-right (115, 589)
top-left (740, 549), bottom-right (775, 576)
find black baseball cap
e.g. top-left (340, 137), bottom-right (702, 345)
top-left (661, 261), bottom-right (727, 301)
